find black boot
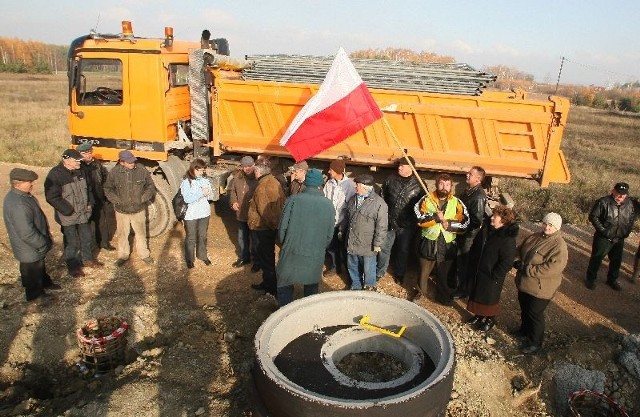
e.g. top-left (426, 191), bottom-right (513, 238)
top-left (465, 315), bottom-right (482, 326)
top-left (478, 316), bottom-right (495, 332)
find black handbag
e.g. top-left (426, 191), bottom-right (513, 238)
top-left (172, 189), bottom-right (188, 220)
top-left (418, 237), bottom-right (438, 260)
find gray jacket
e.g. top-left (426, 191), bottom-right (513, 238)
top-left (345, 192), bottom-right (388, 256)
top-left (3, 188), bottom-right (52, 263)
top-left (44, 163), bottom-right (92, 226)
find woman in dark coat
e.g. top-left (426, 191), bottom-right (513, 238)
top-left (465, 205), bottom-right (518, 332)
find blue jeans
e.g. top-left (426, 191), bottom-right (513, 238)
top-left (277, 284), bottom-right (319, 306)
top-left (348, 254), bottom-right (377, 289)
top-left (376, 227), bottom-right (416, 279)
top-left (237, 221), bottom-right (255, 262)
top-left (62, 223), bottom-right (93, 272)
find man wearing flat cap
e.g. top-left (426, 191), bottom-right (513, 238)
top-left (276, 168), bottom-right (335, 306)
top-left (345, 174), bottom-right (388, 291)
top-left (77, 143), bottom-right (116, 251)
top-left (4, 168), bottom-right (60, 302)
top-left (104, 150), bottom-right (157, 266)
top-left (45, 149), bottom-right (103, 278)
top-left (287, 160), bottom-right (308, 195)
top-left (229, 155), bottom-right (258, 268)
top-left (586, 181), bottom-right (640, 291)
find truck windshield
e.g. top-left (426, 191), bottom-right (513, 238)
top-left (77, 58), bottom-right (123, 106)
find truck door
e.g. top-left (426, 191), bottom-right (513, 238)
top-left (69, 56), bottom-right (132, 147)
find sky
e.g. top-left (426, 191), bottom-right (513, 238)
top-left (2, 0), bottom-right (639, 86)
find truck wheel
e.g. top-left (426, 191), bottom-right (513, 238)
top-left (148, 179), bottom-right (174, 238)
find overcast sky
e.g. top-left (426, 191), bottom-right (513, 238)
top-left (2, 0), bottom-right (638, 86)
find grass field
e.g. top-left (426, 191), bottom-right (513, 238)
top-left (1, 72), bottom-right (639, 225)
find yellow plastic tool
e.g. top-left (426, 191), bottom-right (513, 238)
top-left (359, 315), bottom-right (406, 338)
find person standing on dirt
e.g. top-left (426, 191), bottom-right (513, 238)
top-left (453, 166), bottom-right (488, 299)
top-left (513, 212), bottom-right (568, 354)
top-left (345, 174), bottom-right (388, 291)
top-left (464, 205), bottom-right (518, 333)
top-left (180, 158), bottom-right (213, 269)
top-left (248, 158), bottom-right (286, 296)
top-left (77, 143), bottom-right (116, 252)
top-left (585, 182), bottom-right (639, 291)
top-left (376, 155), bottom-right (425, 285)
top-left (230, 156), bottom-right (258, 268)
top-left (287, 160), bottom-right (308, 196)
top-left (104, 150), bottom-right (156, 267)
top-left (323, 158), bottom-right (356, 279)
top-left (412, 173), bottom-right (469, 305)
top-left (45, 149), bottom-right (103, 278)
top-left (4, 168), bottom-right (60, 302)
top-left (276, 169), bottom-right (335, 306)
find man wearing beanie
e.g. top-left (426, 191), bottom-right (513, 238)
top-left (585, 182), bottom-right (639, 291)
top-left (4, 168), bottom-right (60, 302)
top-left (323, 158), bottom-right (356, 279)
top-left (276, 169), bottom-right (335, 306)
top-left (513, 212), bottom-right (568, 354)
top-left (377, 155), bottom-right (425, 285)
top-left (345, 174), bottom-right (388, 291)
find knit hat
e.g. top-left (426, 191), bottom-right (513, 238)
top-left (542, 212), bottom-right (562, 231)
top-left (118, 150), bottom-right (137, 163)
top-left (354, 174), bottom-right (375, 186)
top-left (240, 156), bottom-right (254, 167)
top-left (62, 149), bottom-right (83, 160)
top-left (329, 159), bottom-right (346, 174)
top-left (76, 143), bottom-right (93, 152)
top-left (304, 168), bottom-right (324, 187)
top-left (10, 168), bottom-right (38, 182)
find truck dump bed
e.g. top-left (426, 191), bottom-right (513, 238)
top-left (210, 74), bottom-right (570, 187)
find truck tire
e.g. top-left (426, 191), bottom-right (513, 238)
top-left (148, 178), bottom-right (174, 238)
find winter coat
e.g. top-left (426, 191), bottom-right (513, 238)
top-left (323, 176), bottom-right (356, 229)
top-left (345, 191), bottom-right (388, 257)
top-left (459, 184), bottom-right (487, 243)
top-left (180, 176), bottom-right (212, 221)
top-left (468, 222), bottom-right (518, 306)
top-left (81, 159), bottom-right (109, 204)
top-left (276, 188), bottom-right (335, 287)
top-left (248, 174), bottom-right (286, 231)
top-left (515, 230), bottom-right (568, 300)
top-left (589, 194), bottom-right (639, 241)
top-left (44, 163), bottom-right (92, 226)
top-left (415, 192), bottom-right (469, 242)
top-left (104, 164), bottom-right (156, 214)
top-left (3, 188), bottom-right (52, 263)
top-left (382, 174), bottom-right (425, 230)
top-left (229, 170), bottom-right (257, 222)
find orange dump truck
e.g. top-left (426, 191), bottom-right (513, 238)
top-left (67, 22), bottom-right (570, 237)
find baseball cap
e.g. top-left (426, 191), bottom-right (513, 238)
top-left (62, 149), bottom-right (83, 161)
top-left (118, 150), bottom-right (137, 163)
top-left (240, 156), bottom-right (255, 167)
top-left (288, 160), bottom-right (309, 172)
top-left (614, 182), bottom-right (629, 195)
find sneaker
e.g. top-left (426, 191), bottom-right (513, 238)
top-left (142, 257), bottom-right (155, 265)
top-left (363, 285), bottom-right (377, 292)
top-left (606, 280), bottom-right (622, 291)
top-left (84, 260), bottom-right (104, 268)
top-left (114, 258), bottom-right (128, 267)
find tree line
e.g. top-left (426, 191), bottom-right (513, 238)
top-left (0, 37), bottom-right (68, 74)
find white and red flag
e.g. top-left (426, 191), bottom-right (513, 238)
top-left (279, 48), bottom-right (383, 162)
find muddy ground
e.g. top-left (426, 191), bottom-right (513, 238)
top-left (1, 162), bottom-right (639, 417)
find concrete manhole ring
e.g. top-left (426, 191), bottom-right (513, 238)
top-left (253, 291), bottom-right (455, 417)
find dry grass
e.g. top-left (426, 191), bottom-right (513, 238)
top-left (0, 73), bottom-right (69, 166)
top-left (1, 74), bottom-right (638, 225)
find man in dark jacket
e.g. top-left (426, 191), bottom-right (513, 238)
top-left (377, 156), bottom-right (425, 284)
top-left (4, 168), bottom-right (60, 302)
top-left (346, 174), bottom-right (388, 291)
top-left (104, 150), bottom-right (156, 266)
top-left (453, 166), bottom-right (488, 299)
top-left (585, 182), bottom-right (639, 291)
top-left (229, 155), bottom-right (258, 268)
top-left (276, 169), bottom-right (335, 306)
top-left (78, 143), bottom-right (116, 251)
top-left (45, 149), bottom-right (103, 277)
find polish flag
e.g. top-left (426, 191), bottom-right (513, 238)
top-left (279, 48), bottom-right (383, 162)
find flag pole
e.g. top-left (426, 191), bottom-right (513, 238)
top-left (381, 117), bottom-right (430, 194)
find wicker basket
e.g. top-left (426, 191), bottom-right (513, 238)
top-left (77, 316), bottom-right (128, 373)
top-left (568, 389), bottom-right (629, 417)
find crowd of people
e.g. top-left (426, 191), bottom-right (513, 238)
top-left (4, 149), bottom-right (639, 355)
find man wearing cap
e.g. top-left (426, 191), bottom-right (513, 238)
top-left (345, 174), bottom-right (388, 291)
top-left (248, 158), bottom-right (286, 296)
top-left (585, 182), bottom-right (639, 290)
top-left (287, 160), bottom-right (308, 195)
top-left (104, 150), bottom-right (157, 266)
top-left (4, 168), bottom-right (60, 302)
top-left (77, 143), bottom-right (116, 251)
top-left (229, 155), bottom-right (258, 268)
top-left (377, 155), bottom-right (425, 285)
top-left (45, 149), bottom-right (102, 278)
top-left (276, 169), bottom-right (335, 306)
top-left (323, 158), bottom-right (356, 278)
